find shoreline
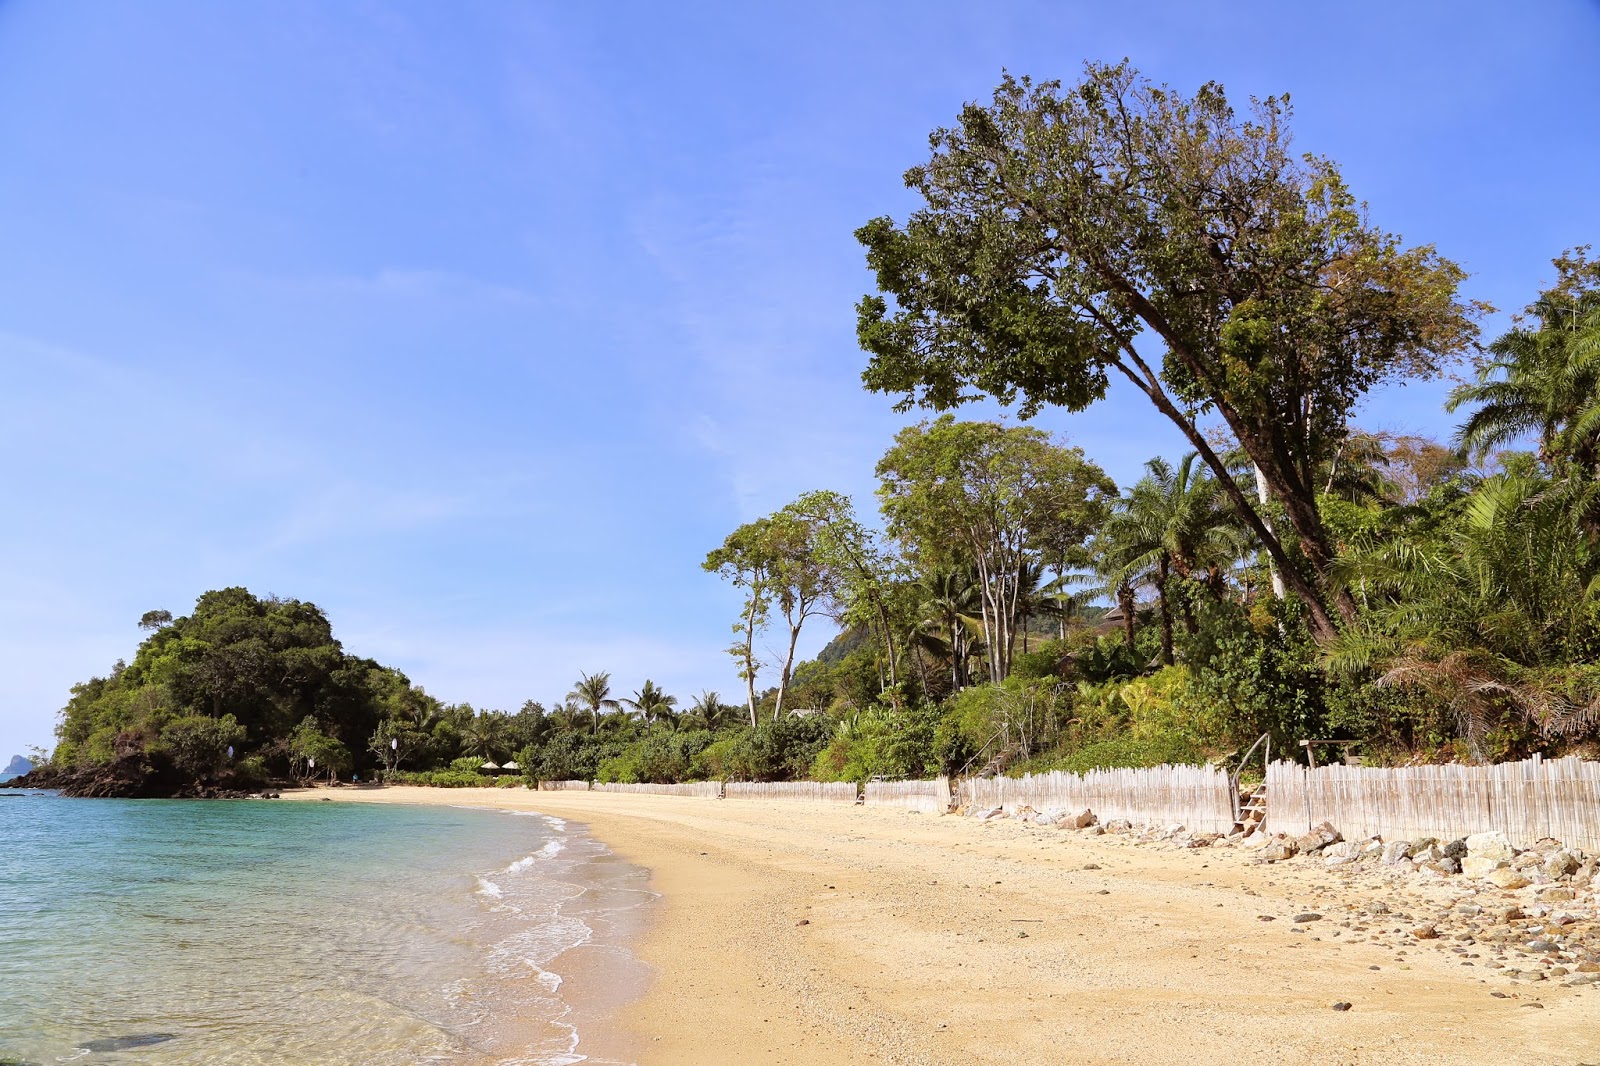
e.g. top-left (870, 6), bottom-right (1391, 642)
top-left (288, 785), bottom-right (1600, 1065)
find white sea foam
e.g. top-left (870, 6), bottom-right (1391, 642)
top-left (505, 839), bottom-right (566, 873)
top-left (475, 877), bottom-right (503, 899)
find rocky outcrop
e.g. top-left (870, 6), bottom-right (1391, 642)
top-left (6, 755), bottom-right (263, 799)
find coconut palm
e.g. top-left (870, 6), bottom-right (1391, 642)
top-left (910, 566), bottom-right (986, 691)
top-left (624, 680), bottom-right (679, 727)
top-left (567, 671), bottom-right (621, 735)
top-left (683, 690), bottom-right (734, 732)
top-left (1447, 294), bottom-right (1600, 471)
top-left (1098, 454), bottom-right (1249, 664)
top-left (460, 711), bottom-right (510, 762)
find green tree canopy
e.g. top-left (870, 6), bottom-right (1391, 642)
top-left (876, 416), bottom-right (1111, 681)
top-left (856, 62), bottom-right (1482, 638)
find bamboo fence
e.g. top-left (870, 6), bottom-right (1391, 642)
top-left (957, 764), bottom-right (1236, 834)
top-left (592, 781), bottom-right (722, 798)
top-left (863, 778), bottom-right (953, 814)
top-left (724, 781), bottom-right (860, 803)
top-left (536, 780), bottom-right (591, 791)
top-left (1264, 755), bottom-right (1600, 851)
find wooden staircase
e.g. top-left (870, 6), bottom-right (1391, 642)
top-left (1232, 783), bottom-right (1266, 837)
top-left (979, 744), bottom-right (1021, 779)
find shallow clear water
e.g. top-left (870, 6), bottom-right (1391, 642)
top-left (0, 793), bottom-right (652, 1065)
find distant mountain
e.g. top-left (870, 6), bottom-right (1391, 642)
top-left (2, 754), bottom-right (34, 781)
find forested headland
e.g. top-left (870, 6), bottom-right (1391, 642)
top-left (18, 62), bottom-right (1600, 798)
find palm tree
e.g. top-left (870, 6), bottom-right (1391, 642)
top-left (1099, 454), bottom-right (1249, 665)
top-left (683, 690), bottom-right (734, 732)
top-left (910, 566), bottom-right (986, 691)
top-left (1327, 471), bottom-right (1600, 755)
top-left (567, 671), bottom-right (621, 735)
top-left (1447, 294), bottom-right (1600, 472)
top-left (460, 712), bottom-right (510, 763)
top-left (624, 680), bottom-right (679, 727)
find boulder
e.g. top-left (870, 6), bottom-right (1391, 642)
top-left (1537, 886), bottom-right (1575, 903)
top-left (1411, 844), bottom-right (1443, 864)
top-left (1059, 809), bottom-right (1097, 830)
top-left (1465, 832), bottom-right (1515, 863)
top-left (1420, 857), bottom-right (1460, 877)
top-left (1487, 868), bottom-right (1531, 891)
top-left (1381, 840), bottom-right (1413, 865)
top-left (1323, 841), bottom-right (1363, 866)
top-left (1261, 837), bottom-right (1300, 862)
top-left (1543, 851), bottom-right (1581, 880)
top-left (1443, 838), bottom-right (1469, 861)
top-left (1405, 837), bottom-right (1439, 858)
top-left (1295, 821), bottom-right (1342, 855)
top-left (1462, 856), bottom-right (1510, 878)
top-left (1104, 818), bottom-right (1132, 834)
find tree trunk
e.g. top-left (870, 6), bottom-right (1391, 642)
top-left (741, 601), bottom-right (760, 728)
top-left (1254, 464), bottom-right (1287, 599)
top-left (1156, 557), bottom-right (1174, 667)
top-left (1119, 584), bottom-right (1136, 650)
top-left (1107, 356), bottom-right (1341, 640)
top-left (774, 614), bottom-right (803, 721)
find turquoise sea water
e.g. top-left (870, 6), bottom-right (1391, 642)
top-left (0, 793), bottom-right (652, 1065)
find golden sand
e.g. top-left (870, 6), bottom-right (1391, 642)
top-left (287, 786), bottom-right (1599, 1064)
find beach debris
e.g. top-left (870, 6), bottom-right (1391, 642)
top-left (75, 1034), bottom-right (176, 1053)
top-left (1330, 1001), bottom-right (1352, 1011)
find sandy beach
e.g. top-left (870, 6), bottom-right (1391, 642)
top-left (288, 786), bottom-right (1599, 1065)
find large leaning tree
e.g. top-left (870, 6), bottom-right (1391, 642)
top-left (855, 61), bottom-right (1484, 639)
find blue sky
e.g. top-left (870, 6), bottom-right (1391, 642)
top-left (2, 1), bottom-right (1598, 759)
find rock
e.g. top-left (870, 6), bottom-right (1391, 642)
top-left (1544, 851), bottom-right (1581, 880)
top-left (1420, 857), bottom-right (1460, 877)
top-left (1381, 840), bottom-right (1413, 865)
top-left (1261, 838), bottom-right (1300, 861)
top-left (1412, 924), bottom-right (1440, 940)
top-left (1060, 809), bottom-right (1098, 829)
top-left (1104, 819), bottom-right (1132, 834)
top-left (1487, 868), bottom-right (1531, 891)
top-left (1465, 831), bottom-right (1515, 863)
top-left (1527, 940), bottom-right (1560, 953)
top-left (1443, 838), bottom-right (1469, 861)
top-left (1296, 821), bottom-right (1342, 855)
top-left (1323, 841), bottom-right (1363, 866)
top-left (76, 1035), bottom-right (176, 1053)
top-left (1462, 856), bottom-right (1510, 878)
top-left (1330, 1001), bottom-right (1352, 1011)
top-left (1294, 913), bottom-right (1323, 923)
top-left (1537, 887), bottom-right (1575, 903)
top-left (1405, 837), bottom-right (1439, 858)
top-left (1411, 844), bottom-right (1443, 864)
